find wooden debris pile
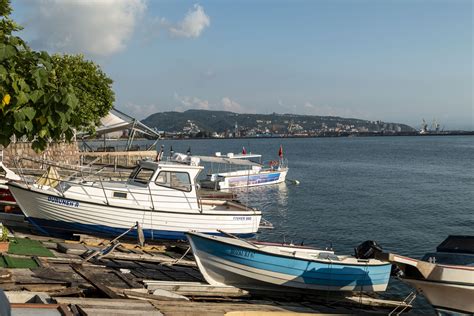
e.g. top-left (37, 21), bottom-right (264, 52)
top-left (0, 226), bottom-right (413, 315)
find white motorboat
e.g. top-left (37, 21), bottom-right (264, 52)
top-left (7, 155), bottom-right (264, 240)
top-left (382, 235), bottom-right (474, 315)
top-left (199, 151), bottom-right (288, 190)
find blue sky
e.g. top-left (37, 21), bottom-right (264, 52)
top-left (12, 0), bottom-right (473, 130)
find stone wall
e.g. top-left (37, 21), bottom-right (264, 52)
top-left (2, 142), bottom-right (80, 169)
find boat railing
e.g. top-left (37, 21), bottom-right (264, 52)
top-left (262, 158), bottom-right (288, 170)
top-left (12, 157), bottom-right (239, 212)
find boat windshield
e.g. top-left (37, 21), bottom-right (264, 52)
top-left (128, 167), bottom-right (155, 185)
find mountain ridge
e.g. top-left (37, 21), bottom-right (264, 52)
top-left (141, 109), bottom-right (415, 135)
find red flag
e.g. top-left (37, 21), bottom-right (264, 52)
top-left (242, 147), bottom-right (247, 155)
top-left (278, 145), bottom-right (283, 158)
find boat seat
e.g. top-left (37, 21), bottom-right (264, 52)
top-left (316, 252), bottom-right (340, 261)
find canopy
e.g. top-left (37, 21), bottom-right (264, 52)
top-left (78, 107), bottom-right (160, 139)
top-left (196, 155), bottom-right (261, 166)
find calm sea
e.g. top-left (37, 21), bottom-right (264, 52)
top-left (93, 135), bottom-right (474, 313)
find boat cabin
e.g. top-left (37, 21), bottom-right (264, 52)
top-left (61, 158), bottom-right (205, 211)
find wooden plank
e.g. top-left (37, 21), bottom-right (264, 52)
top-left (50, 287), bottom-right (87, 297)
top-left (131, 268), bottom-right (175, 281)
top-left (76, 306), bottom-right (162, 316)
top-left (144, 281), bottom-right (250, 298)
top-left (149, 300), bottom-right (320, 314)
top-left (57, 243), bottom-right (89, 255)
top-left (70, 264), bottom-right (121, 299)
top-left (112, 270), bottom-right (142, 288)
top-left (58, 304), bottom-right (74, 316)
top-left (120, 288), bottom-right (189, 301)
top-left (23, 284), bottom-right (67, 292)
top-left (10, 303), bottom-right (60, 308)
top-left (159, 269), bottom-right (197, 282)
top-left (54, 297), bottom-right (156, 307)
top-left (66, 237), bottom-right (166, 253)
top-left (102, 252), bottom-right (196, 267)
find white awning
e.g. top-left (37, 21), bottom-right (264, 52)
top-left (78, 107), bottom-right (160, 139)
top-left (196, 156), bottom-right (261, 166)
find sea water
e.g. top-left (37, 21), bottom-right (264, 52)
top-left (91, 135), bottom-right (474, 313)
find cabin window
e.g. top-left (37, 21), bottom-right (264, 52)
top-left (129, 167), bottom-right (154, 184)
top-left (155, 171), bottom-right (192, 192)
top-left (113, 192), bottom-right (127, 199)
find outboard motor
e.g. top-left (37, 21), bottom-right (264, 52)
top-left (354, 240), bottom-right (383, 259)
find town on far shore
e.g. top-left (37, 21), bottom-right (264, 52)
top-left (133, 110), bottom-right (472, 139)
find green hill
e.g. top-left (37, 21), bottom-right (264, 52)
top-left (141, 109), bottom-right (415, 134)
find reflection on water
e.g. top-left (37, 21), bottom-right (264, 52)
top-left (228, 182), bottom-right (302, 243)
top-left (240, 182), bottom-right (288, 211)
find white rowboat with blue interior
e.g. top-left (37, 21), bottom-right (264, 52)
top-left (8, 155), bottom-right (264, 240)
top-left (186, 232), bottom-right (392, 292)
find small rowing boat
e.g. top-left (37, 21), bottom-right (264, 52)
top-left (186, 231), bottom-right (391, 292)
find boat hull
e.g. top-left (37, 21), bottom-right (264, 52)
top-left (202, 169), bottom-right (288, 190)
top-left (187, 232), bottom-right (391, 292)
top-left (404, 279), bottom-right (474, 314)
top-left (8, 183), bottom-right (261, 240)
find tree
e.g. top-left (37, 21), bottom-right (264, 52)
top-left (51, 54), bottom-right (114, 133)
top-left (0, 0), bottom-right (114, 151)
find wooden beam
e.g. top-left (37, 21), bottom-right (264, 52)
top-left (70, 264), bottom-right (121, 299)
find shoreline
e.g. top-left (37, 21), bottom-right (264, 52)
top-left (86, 131), bottom-right (474, 142)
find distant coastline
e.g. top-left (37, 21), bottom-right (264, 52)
top-left (158, 130), bottom-right (474, 140)
top-left (87, 130), bottom-right (474, 143)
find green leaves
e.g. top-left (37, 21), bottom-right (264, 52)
top-left (29, 90), bottom-right (43, 103)
top-left (1, 1), bottom-right (114, 152)
top-left (15, 91), bottom-right (28, 105)
top-left (0, 43), bottom-right (16, 61)
top-left (22, 106), bottom-right (35, 120)
top-left (32, 68), bottom-right (48, 88)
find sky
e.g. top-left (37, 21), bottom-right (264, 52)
top-left (11, 0), bottom-right (473, 130)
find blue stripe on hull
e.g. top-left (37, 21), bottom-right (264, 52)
top-left (27, 217), bottom-right (255, 241)
top-left (228, 173), bottom-right (281, 187)
top-left (189, 234), bottom-right (391, 288)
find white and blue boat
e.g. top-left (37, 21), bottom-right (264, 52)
top-left (7, 156), bottom-right (264, 240)
top-left (199, 152), bottom-right (288, 190)
top-left (186, 232), bottom-right (392, 292)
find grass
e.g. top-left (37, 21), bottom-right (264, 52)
top-left (0, 255), bottom-right (39, 268)
top-left (7, 238), bottom-right (54, 257)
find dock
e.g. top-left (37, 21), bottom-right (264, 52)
top-left (0, 218), bottom-right (412, 315)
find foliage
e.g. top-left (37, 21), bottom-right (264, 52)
top-left (51, 54), bottom-right (114, 133)
top-left (0, 0), bottom-right (114, 151)
top-left (0, 224), bottom-right (8, 242)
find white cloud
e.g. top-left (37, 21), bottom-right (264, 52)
top-left (120, 102), bottom-right (159, 119)
top-left (174, 93), bottom-right (210, 110)
top-left (173, 94), bottom-right (246, 113)
top-left (221, 97), bottom-right (243, 113)
top-left (168, 4), bottom-right (210, 38)
top-left (24, 0), bottom-right (146, 56)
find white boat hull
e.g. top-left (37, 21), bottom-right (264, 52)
top-left (187, 232), bottom-right (391, 292)
top-left (8, 183), bottom-right (261, 240)
top-left (202, 169), bottom-right (288, 190)
top-left (386, 252), bottom-right (474, 314)
top-left (405, 279), bottom-right (474, 314)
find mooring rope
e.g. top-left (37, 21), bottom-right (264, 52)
top-left (161, 246), bottom-right (192, 266)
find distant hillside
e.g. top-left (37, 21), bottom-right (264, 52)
top-left (142, 109), bottom-right (415, 135)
